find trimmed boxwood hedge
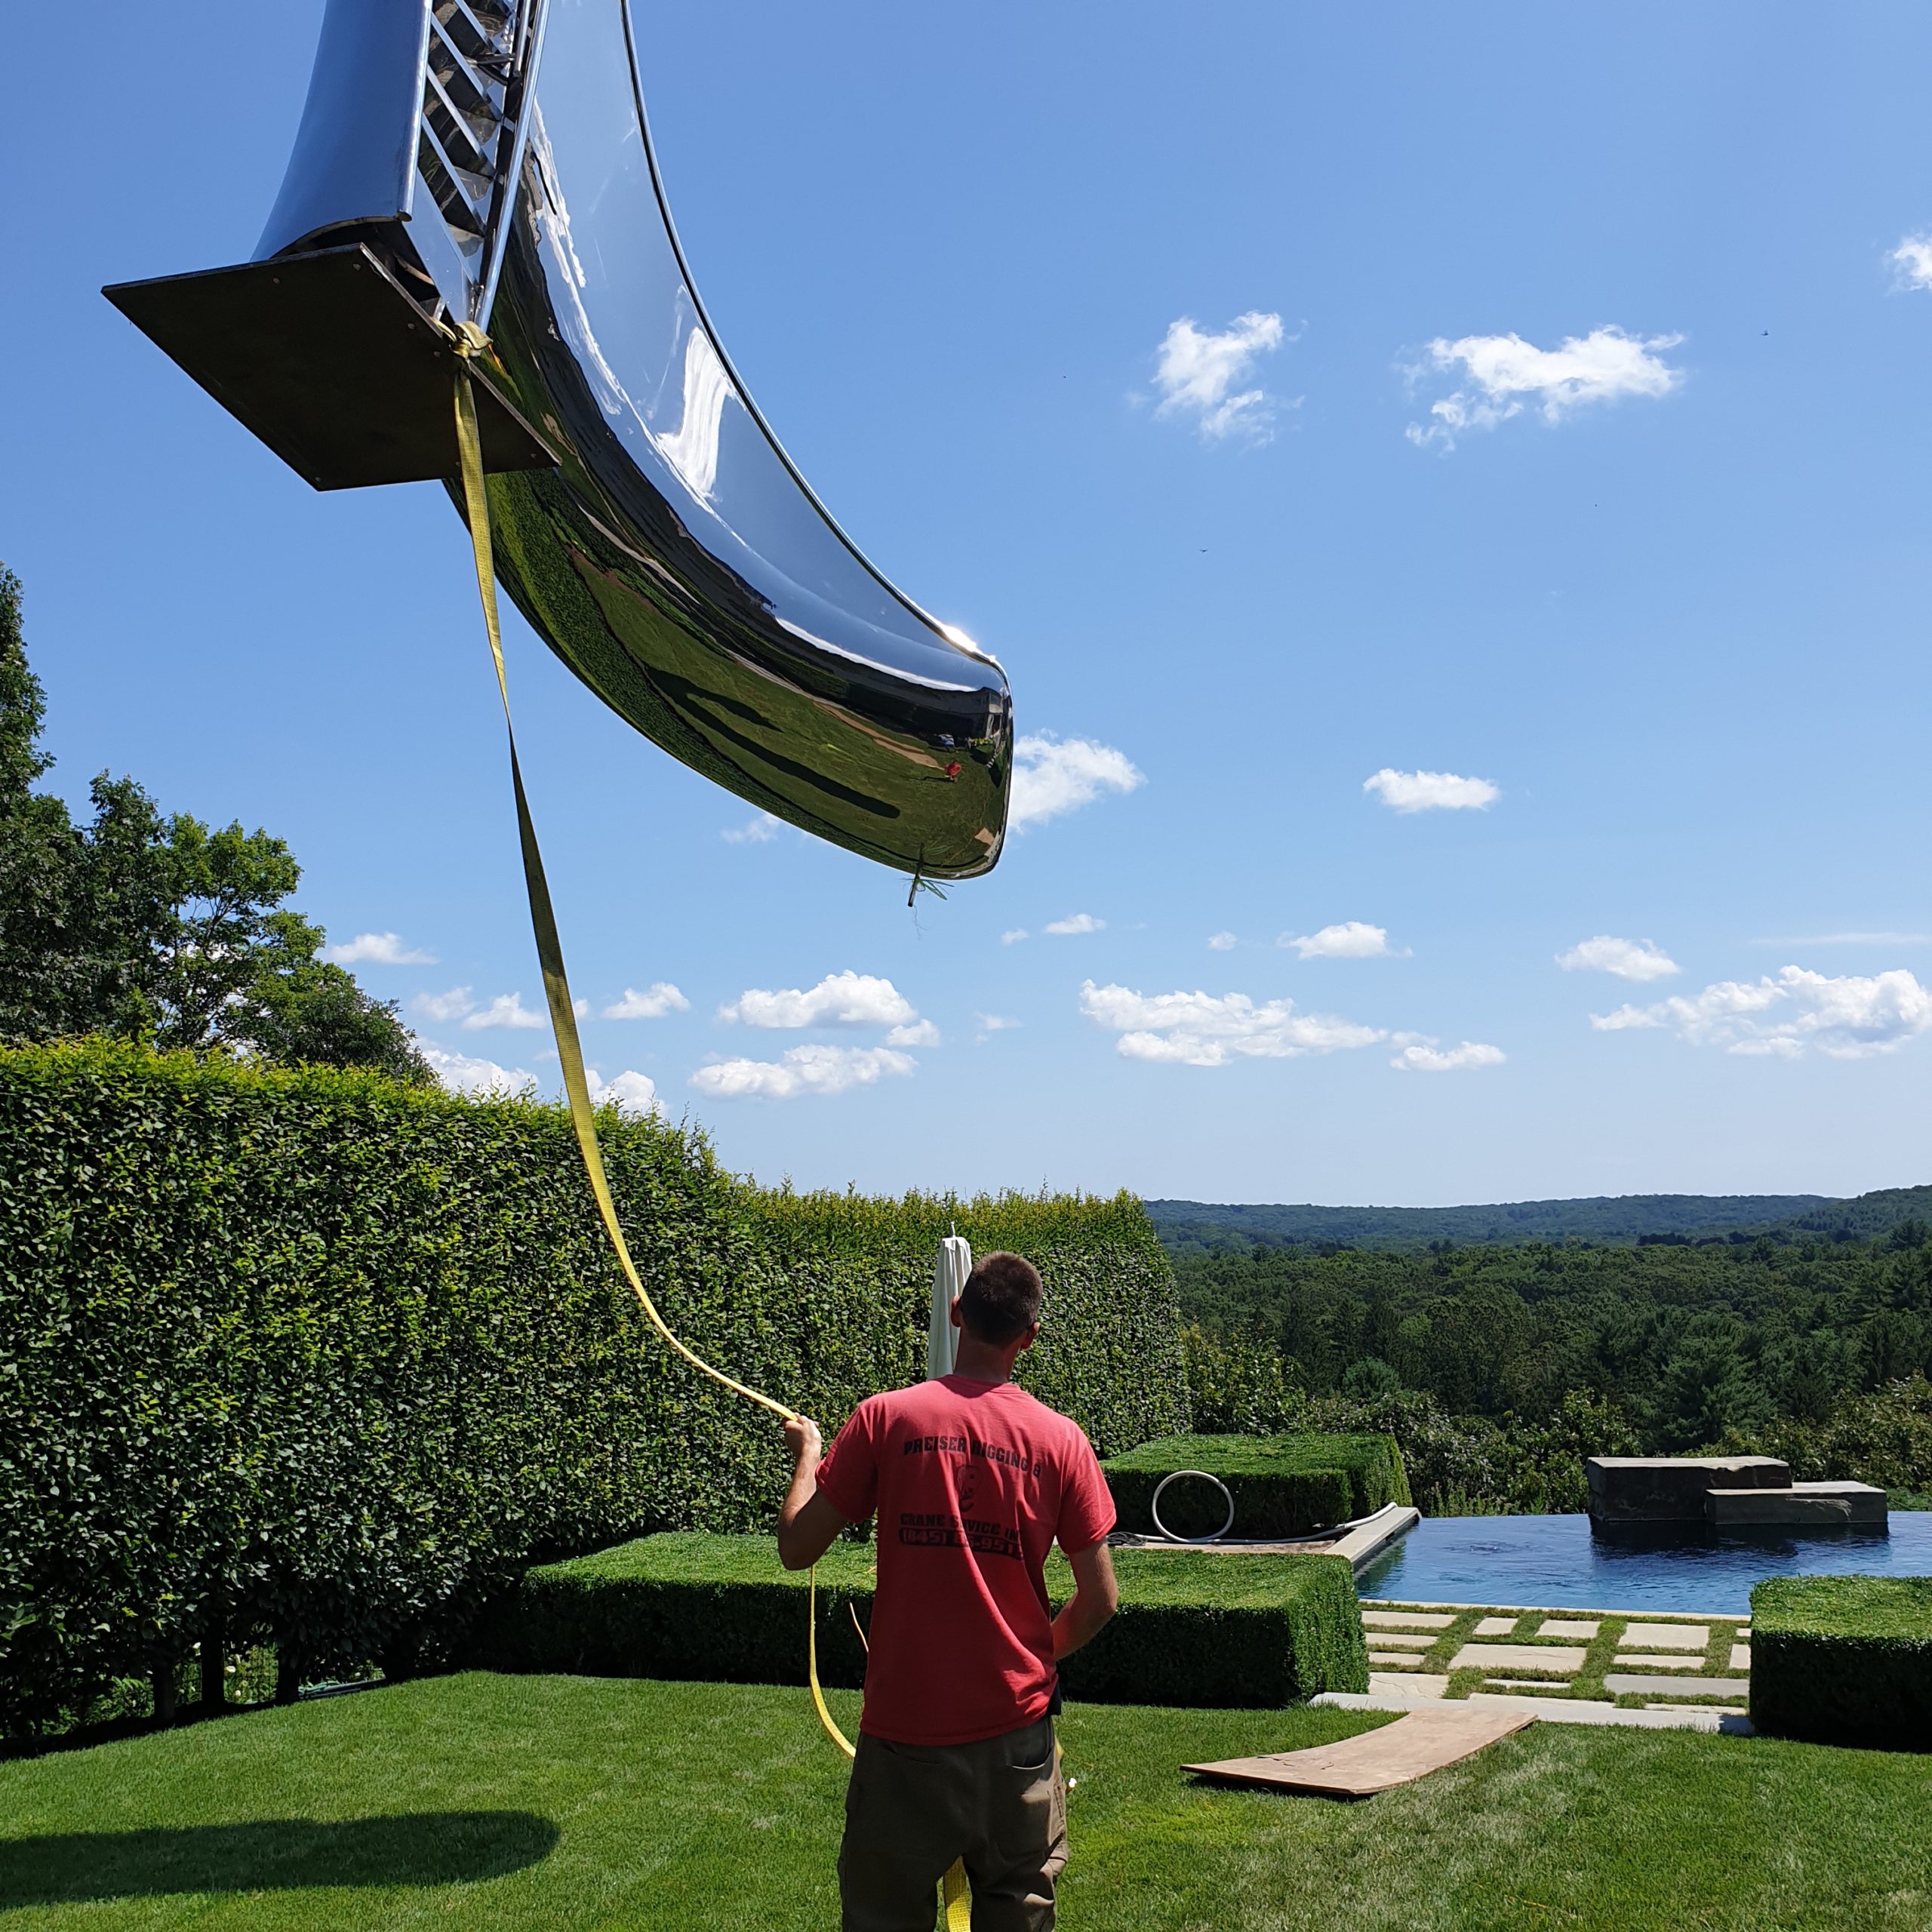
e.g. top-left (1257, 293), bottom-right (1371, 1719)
top-left (1103, 1432), bottom-right (1411, 1539)
top-left (0, 1041), bottom-right (1189, 1736)
top-left (467, 1531), bottom-right (1367, 1707)
top-left (1749, 1574), bottom-right (1932, 1748)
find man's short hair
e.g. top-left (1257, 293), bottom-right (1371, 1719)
top-left (956, 1251), bottom-right (1042, 1346)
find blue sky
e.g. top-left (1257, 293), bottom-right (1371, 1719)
top-left (8, 3), bottom-right (1932, 1204)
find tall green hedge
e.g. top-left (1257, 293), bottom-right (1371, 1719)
top-left (0, 1041), bottom-right (1188, 1735)
top-left (469, 1532), bottom-right (1367, 1707)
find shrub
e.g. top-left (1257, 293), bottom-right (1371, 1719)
top-left (1749, 1574), bottom-right (1932, 1749)
top-left (0, 1041), bottom-right (1188, 1736)
top-left (1101, 1433), bottom-right (1410, 1538)
top-left (468, 1532), bottom-right (1366, 1707)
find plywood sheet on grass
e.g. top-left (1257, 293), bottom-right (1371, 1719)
top-left (1186, 1704), bottom-right (1533, 1798)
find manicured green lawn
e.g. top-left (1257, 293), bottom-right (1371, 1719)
top-left (2, 1672), bottom-right (1928, 1929)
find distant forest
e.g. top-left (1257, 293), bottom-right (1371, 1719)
top-left (1147, 1184), bottom-right (1932, 1255)
top-left (1159, 1184), bottom-right (1932, 1513)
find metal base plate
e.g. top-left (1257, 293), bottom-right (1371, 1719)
top-left (103, 244), bottom-right (555, 491)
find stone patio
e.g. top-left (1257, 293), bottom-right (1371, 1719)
top-left (1358, 1598), bottom-right (1752, 1717)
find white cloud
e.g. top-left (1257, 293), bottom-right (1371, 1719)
top-left (1208, 931), bottom-right (1238, 952)
top-left (1001, 929), bottom-right (1029, 946)
top-left (1008, 734), bottom-right (1144, 832)
top-left (722, 811), bottom-right (782, 844)
top-left (690, 1043), bottom-right (915, 1100)
top-left (586, 1068), bottom-right (662, 1116)
top-left (721, 970), bottom-right (917, 1029)
top-left (601, 982), bottom-right (691, 1020)
top-left (1153, 311), bottom-right (1288, 442)
top-left (1557, 935), bottom-right (1679, 983)
top-left (418, 1042), bottom-right (534, 1097)
top-left (1405, 325), bottom-right (1683, 451)
top-left (411, 986), bottom-right (476, 1024)
top-left (325, 931), bottom-right (435, 966)
top-left (462, 992), bottom-right (546, 1032)
top-left (1591, 964), bottom-right (1932, 1060)
top-left (1281, 921), bottom-right (1403, 961)
top-left (1391, 1038), bottom-right (1506, 1072)
top-left (886, 1019), bottom-right (940, 1048)
top-left (1364, 768), bottom-right (1500, 813)
top-left (1044, 913), bottom-right (1106, 937)
top-left (1078, 979), bottom-right (1383, 1068)
top-left (1890, 235), bottom-right (1932, 291)
top-left (974, 1013), bottom-right (1021, 1041)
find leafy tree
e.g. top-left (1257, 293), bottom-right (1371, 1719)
top-left (1647, 1324), bottom-right (1772, 1452)
top-left (0, 565), bottom-right (430, 1081)
top-left (1341, 1356), bottom-right (1402, 1400)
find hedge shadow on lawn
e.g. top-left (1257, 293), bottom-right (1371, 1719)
top-left (0, 1811), bottom-right (561, 1906)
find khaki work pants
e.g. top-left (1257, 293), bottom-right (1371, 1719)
top-left (838, 1715), bottom-right (1068, 1932)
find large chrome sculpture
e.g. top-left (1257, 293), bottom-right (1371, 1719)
top-left (106, 0), bottom-right (1011, 881)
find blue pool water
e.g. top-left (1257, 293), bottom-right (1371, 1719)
top-left (1358, 1511), bottom-right (1932, 1615)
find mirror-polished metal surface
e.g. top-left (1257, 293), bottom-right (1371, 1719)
top-left (107, 0), bottom-right (1011, 880)
top-left (476, 0), bottom-right (1011, 878)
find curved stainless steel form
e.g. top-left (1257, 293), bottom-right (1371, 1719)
top-left (106, 0), bottom-right (1011, 880)
top-left (475, 0), bottom-right (1011, 878)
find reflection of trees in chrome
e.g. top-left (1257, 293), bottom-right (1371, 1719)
top-left (474, 223), bottom-right (1008, 877)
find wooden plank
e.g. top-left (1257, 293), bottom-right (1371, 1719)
top-left (1185, 1704), bottom-right (1534, 1798)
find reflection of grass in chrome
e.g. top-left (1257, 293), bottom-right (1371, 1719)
top-left (4, 1673), bottom-right (1922, 1930)
top-left (469, 356), bottom-right (1001, 877)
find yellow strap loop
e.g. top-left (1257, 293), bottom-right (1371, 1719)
top-left (453, 346), bottom-right (969, 1929)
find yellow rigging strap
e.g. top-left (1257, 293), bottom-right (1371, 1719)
top-left (451, 343), bottom-right (971, 1932)
top-left (450, 334), bottom-right (794, 1424)
top-left (811, 1577), bottom-right (970, 1932)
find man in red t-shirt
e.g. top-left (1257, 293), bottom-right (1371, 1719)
top-left (777, 1251), bottom-right (1118, 1932)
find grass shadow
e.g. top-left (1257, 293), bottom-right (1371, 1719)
top-left (0, 1810), bottom-right (559, 1906)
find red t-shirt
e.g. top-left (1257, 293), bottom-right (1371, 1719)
top-left (814, 1374), bottom-right (1116, 1746)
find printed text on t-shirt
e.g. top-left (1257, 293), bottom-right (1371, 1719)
top-left (897, 1511), bottom-right (1023, 1559)
top-left (900, 1435), bottom-right (1040, 1478)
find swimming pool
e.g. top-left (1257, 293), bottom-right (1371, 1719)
top-left (1357, 1510), bottom-right (1932, 1614)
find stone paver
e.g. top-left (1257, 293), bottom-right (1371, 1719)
top-left (1729, 1643), bottom-right (1752, 1672)
top-left (1367, 1632), bottom-right (1438, 1650)
top-left (1368, 1652), bottom-right (1429, 1669)
top-left (1450, 1643), bottom-right (1586, 1675)
top-left (1484, 1679), bottom-right (1578, 1694)
top-left (1472, 1616), bottom-right (1518, 1636)
top-left (1535, 1618), bottom-right (1601, 1639)
top-left (1321, 1690), bottom-right (1752, 1733)
top-left (1363, 1610), bottom-right (1456, 1630)
top-left (1370, 1671), bottom-right (1448, 1699)
top-left (1604, 1673), bottom-right (1750, 1699)
top-left (1647, 1701), bottom-right (1746, 1713)
top-left (1612, 1653), bottom-right (1702, 1671)
top-left (1620, 1623), bottom-right (1709, 1651)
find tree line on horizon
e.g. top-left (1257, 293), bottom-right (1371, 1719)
top-left (1147, 1185), bottom-right (1932, 1255)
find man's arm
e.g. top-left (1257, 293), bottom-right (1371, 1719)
top-left (777, 1416), bottom-right (852, 1570)
top-left (1051, 1540), bottom-right (1118, 1661)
